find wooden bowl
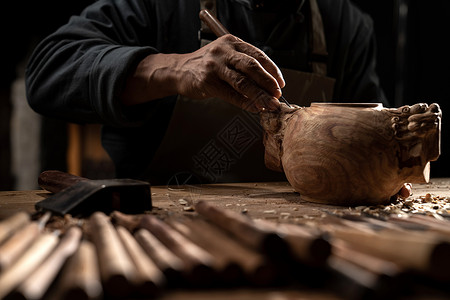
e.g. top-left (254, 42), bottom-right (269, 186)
top-left (260, 103), bottom-right (442, 206)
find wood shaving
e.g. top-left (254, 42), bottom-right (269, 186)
top-left (354, 193), bottom-right (450, 219)
top-left (178, 199), bottom-right (188, 205)
top-left (183, 206), bottom-right (195, 212)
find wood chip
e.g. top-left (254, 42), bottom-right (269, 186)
top-left (183, 206), bottom-right (194, 212)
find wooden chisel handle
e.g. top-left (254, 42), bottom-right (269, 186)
top-left (89, 212), bottom-right (137, 297)
top-left (140, 215), bottom-right (216, 285)
top-left (0, 232), bottom-right (59, 299)
top-left (194, 200), bottom-right (289, 259)
top-left (199, 9), bottom-right (229, 37)
top-left (117, 226), bottom-right (165, 295)
top-left (134, 229), bottom-right (184, 285)
top-left (55, 240), bottom-right (102, 300)
top-left (0, 212), bottom-right (30, 244)
top-left (0, 222), bottom-right (39, 272)
top-left (15, 226), bottom-right (83, 300)
top-left (38, 170), bottom-right (89, 193)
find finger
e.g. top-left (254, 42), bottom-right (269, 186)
top-left (233, 38), bottom-right (285, 88)
top-left (205, 76), bottom-right (274, 113)
top-left (219, 67), bottom-right (280, 111)
top-left (208, 80), bottom-right (261, 113)
top-left (227, 53), bottom-right (282, 99)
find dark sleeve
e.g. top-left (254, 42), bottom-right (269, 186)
top-left (25, 0), bottom-right (162, 127)
top-left (320, 0), bottom-right (388, 105)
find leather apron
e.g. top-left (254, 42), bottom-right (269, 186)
top-left (147, 0), bottom-right (335, 185)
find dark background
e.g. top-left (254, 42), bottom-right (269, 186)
top-left (353, 0), bottom-right (449, 177)
top-left (1, 0), bottom-right (448, 190)
top-left (0, 1), bottom-right (95, 190)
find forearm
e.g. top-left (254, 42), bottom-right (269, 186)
top-left (120, 53), bottom-right (181, 106)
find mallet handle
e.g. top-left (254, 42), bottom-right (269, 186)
top-left (38, 170), bottom-right (89, 193)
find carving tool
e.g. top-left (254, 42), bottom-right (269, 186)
top-left (168, 218), bottom-right (245, 284)
top-left (89, 211), bottom-right (138, 298)
top-left (110, 211), bottom-right (185, 285)
top-left (194, 200), bottom-right (290, 260)
top-left (169, 217), bottom-right (280, 286)
top-left (51, 240), bottom-right (103, 300)
top-left (13, 226), bottom-right (83, 300)
top-left (279, 95), bottom-right (292, 107)
top-left (0, 220), bottom-right (40, 272)
top-left (116, 226), bottom-right (166, 295)
top-left (140, 215), bottom-right (217, 286)
top-left (134, 228), bottom-right (185, 285)
top-left (0, 230), bottom-right (59, 299)
top-left (253, 219), bottom-right (331, 265)
top-left (0, 212), bottom-right (51, 273)
top-left (0, 212), bottom-right (30, 244)
top-left (199, 9), bottom-right (292, 108)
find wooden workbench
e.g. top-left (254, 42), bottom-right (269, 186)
top-left (0, 179), bottom-right (449, 299)
top-left (2, 179), bottom-right (449, 221)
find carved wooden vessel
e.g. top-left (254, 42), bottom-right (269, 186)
top-left (261, 103), bottom-right (442, 206)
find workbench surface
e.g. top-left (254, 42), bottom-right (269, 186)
top-left (1, 179), bottom-right (449, 220)
top-left (1, 179), bottom-right (449, 300)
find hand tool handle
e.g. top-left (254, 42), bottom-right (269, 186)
top-left (38, 170), bottom-right (89, 193)
top-left (199, 9), bottom-right (229, 37)
top-left (254, 219), bottom-right (331, 265)
top-left (134, 229), bottom-right (184, 284)
top-left (328, 225), bottom-right (449, 274)
top-left (16, 226), bottom-right (83, 300)
top-left (0, 232), bottom-right (59, 299)
top-left (0, 212), bottom-right (30, 244)
top-left (140, 215), bottom-right (216, 286)
top-left (110, 210), bottom-right (143, 232)
top-left (169, 218), bottom-right (268, 285)
top-left (194, 200), bottom-right (289, 260)
top-left (89, 212), bottom-right (137, 297)
top-left (0, 222), bottom-right (39, 272)
top-left (55, 240), bottom-right (102, 300)
top-left (331, 239), bottom-right (401, 276)
top-left (117, 226), bottom-right (165, 295)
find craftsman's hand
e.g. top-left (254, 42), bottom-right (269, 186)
top-left (174, 34), bottom-right (285, 112)
top-left (120, 34), bottom-right (285, 113)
